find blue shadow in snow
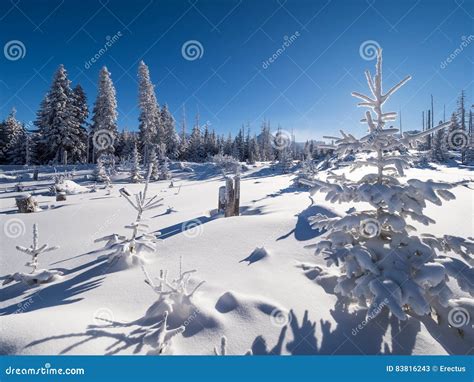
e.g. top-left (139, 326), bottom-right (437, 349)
top-left (277, 204), bottom-right (337, 242)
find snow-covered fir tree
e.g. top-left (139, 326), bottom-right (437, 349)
top-left (138, 61), bottom-right (162, 162)
top-left (90, 66), bottom-right (118, 162)
top-left (93, 155), bottom-right (111, 183)
top-left (258, 120), bottom-right (275, 161)
top-left (70, 84), bottom-right (89, 163)
top-left (187, 118), bottom-right (203, 162)
top-left (130, 143), bottom-right (143, 183)
top-left (178, 105), bottom-right (188, 161)
top-left (34, 65), bottom-right (85, 164)
top-left (161, 104), bottom-right (179, 160)
top-left (305, 50), bottom-right (473, 321)
top-left (2, 109), bottom-right (28, 165)
top-left (147, 146), bottom-right (160, 180)
top-left (431, 120), bottom-right (449, 162)
top-left (247, 136), bottom-right (260, 164)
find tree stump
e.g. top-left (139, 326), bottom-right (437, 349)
top-left (56, 192), bottom-right (67, 201)
top-left (16, 194), bottom-right (38, 213)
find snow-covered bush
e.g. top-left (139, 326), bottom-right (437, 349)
top-left (212, 153), bottom-right (240, 174)
top-left (305, 50), bottom-right (473, 320)
top-left (142, 261), bottom-right (205, 319)
top-left (3, 224), bottom-right (62, 286)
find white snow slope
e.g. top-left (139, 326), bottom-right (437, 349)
top-left (0, 162), bottom-right (472, 355)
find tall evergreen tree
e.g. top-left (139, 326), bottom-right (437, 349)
top-left (91, 66), bottom-right (118, 162)
top-left (138, 61), bottom-right (162, 162)
top-left (161, 104), bottom-right (179, 159)
top-left (3, 109), bottom-right (27, 164)
top-left (35, 65), bottom-right (83, 164)
top-left (187, 117), bottom-right (203, 162)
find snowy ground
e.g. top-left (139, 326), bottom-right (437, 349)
top-left (0, 161), bottom-right (472, 355)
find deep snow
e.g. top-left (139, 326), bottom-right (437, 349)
top-left (0, 161), bottom-right (472, 355)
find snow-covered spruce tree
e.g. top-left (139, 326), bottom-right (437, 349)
top-left (93, 155), bottom-right (111, 183)
top-left (187, 119), bottom-right (204, 162)
top-left (138, 61), bottom-right (162, 162)
top-left (247, 136), bottom-right (260, 164)
top-left (34, 65), bottom-right (85, 164)
top-left (130, 143), bottom-right (143, 183)
top-left (3, 224), bottom-right (62, 286)
top-left (161, 104), bottom-right (179, 160)
top-left (3, 108), bottom-right (27, 165)
top-left (147, 146), bottom-right (160, 181)
top-left (156, 143), bottom-right (171, 180)
top-left (95, 166), bottom-right (163, 267)
top-left (90, 67), bottom-right (118, 162)
top-left (430, 121), bottom-right (449, 163)
top-left (306, 50), bottom-right (473, 321)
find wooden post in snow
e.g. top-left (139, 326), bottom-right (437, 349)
top-left (233, 175), bottom-right (240, 216)
top-left (224, 177), bottom-right (234, 217)
top-left (218, 186), bottom-right (226, 213)
top-left (220, 175), bottom-right (241, 217)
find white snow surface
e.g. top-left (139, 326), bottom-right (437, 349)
top-left (0, 162), bottom-right (472, 355)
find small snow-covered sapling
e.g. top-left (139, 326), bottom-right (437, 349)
top-left (3, 224), bottom-right (62, 285)
top-left (95, 165), bottom-right (163, 266)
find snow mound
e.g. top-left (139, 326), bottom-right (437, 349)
top-left (215, 290), bottom-right (287, 322)
top-left (56, 180), bottom-right (89, 194)
top-left (3, 269), bottom-right (63, 286)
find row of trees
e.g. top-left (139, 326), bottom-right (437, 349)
top-left (0, 62), bottom-right (305, 166)
top-left (419, 91), bottom-right (473, 163)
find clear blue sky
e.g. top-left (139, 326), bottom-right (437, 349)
top-left (0, 0), bottom-right (472, 141)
